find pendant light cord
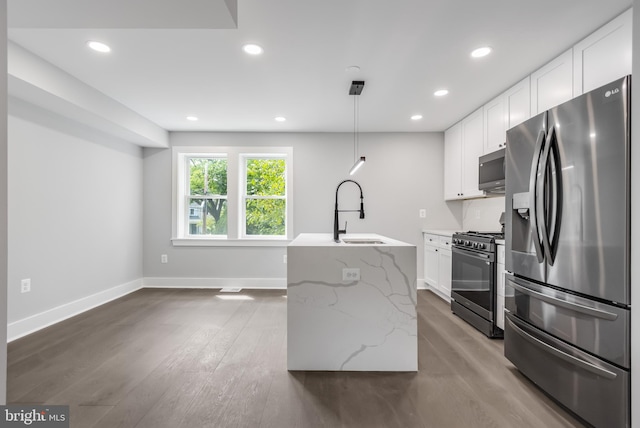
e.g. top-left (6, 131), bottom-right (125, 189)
top-left (353, 94), bottom-right (359, 163)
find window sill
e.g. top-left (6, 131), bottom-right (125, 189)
top-left (171, 238), bottom-right (291, 247)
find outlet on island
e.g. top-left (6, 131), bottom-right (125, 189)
top-left (342, 268), bottom-right (360, 281)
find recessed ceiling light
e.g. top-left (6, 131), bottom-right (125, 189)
top-left (186, 116), bottom-right (199, 121)
top-left (434, 89), bottom-right (449, 97)
top-left (411, 114), bottom-right (423, 121)
top-left (471, 46), bottom-right (492, 58)
top-left (274, 116), bottom-right (286, 122)
top-left (242, 44), bottom-right (264, 55)
top-left (86, 40), bottom-right (111, 53)
top-left (345, 65), bottom-right (361, 72)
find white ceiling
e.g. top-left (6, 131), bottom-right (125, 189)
top-left (6, 0), bottom-right (633, 133)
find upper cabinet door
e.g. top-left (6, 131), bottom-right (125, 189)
top-left (530, 49), bottom-right (573, 115)
top-left (461, 108), bottom-right (484, 198)
top-left (483, 95), bottom-right (506, 154)
top-left (444, 123), bottom-right (462, 200)
top-left (505, 76), bottom-right (531, 130)
top-left (573, 9), bottom-right (632, 96)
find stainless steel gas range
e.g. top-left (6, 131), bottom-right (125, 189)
top-left (450, 231), bottom-right (503, 338)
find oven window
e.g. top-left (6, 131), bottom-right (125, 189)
top-left (452, 250), bottom-right (494, 311)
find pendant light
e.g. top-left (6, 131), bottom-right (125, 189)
top-left (349, 80), bottom-right (365, 175)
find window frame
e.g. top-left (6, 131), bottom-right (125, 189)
top-left (172, 146), bottom-right (293, 247)
top-left (240, 153), bottom-right (288, 240)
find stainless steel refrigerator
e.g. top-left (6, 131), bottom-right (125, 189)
top-left (504, 75), bottom-right (630, 428)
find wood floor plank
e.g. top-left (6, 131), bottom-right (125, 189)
top-left (6, 288), bottom-right (586, 428)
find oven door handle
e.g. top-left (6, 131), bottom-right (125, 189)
top-left (452, 246), bottom-right (493, 262)
top-left (506, 315), bottom-right (617, 380)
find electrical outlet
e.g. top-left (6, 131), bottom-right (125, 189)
top-left (161, 254), bottom-right (168, 264)
top-left (21, 279), bottom-right (31, 293)
top-left (419, 209), bottom-right (426, 218)
top-left (342, 268), bottom-right (360, 281)
top-left (283, 254), bottom-right (288, 264)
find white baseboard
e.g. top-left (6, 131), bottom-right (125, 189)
top-left (417, 279), bottom-right (427, 290)
top-left (427, 286), bottom-right (452, 303)
top-left (7, 279), bottom-right (143, 342)
top-left (143, 277), bottom-right (287, 289)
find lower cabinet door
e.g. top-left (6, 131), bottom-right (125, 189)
top-left (424, 245), bottom-right (439, 288)
top-left (437, 249), bottom-right (452, 298)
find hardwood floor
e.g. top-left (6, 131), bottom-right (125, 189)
top-left (7, 289), bottom-right (586, 427)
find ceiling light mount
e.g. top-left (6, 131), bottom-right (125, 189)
top-left (349, 80), bottom-right (365, 95)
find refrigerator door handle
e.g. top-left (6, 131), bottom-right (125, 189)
top-left (539, 126), bottom-right (555, 265)
top-left (528, 129), bottom-right (546, 263)
top-left (546, 126), bottom-right (563, 265)
top-left (507, 315), bottom-right (618, 380)
top-left (509, 279), bottom-right (618, 321)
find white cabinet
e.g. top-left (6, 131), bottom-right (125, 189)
top-left (484, 77), bottom-right (531, 154)
top-left (444, 109), bottom-right (484, 200)
top-left (461, 108), bottom-right (484, 198)
top-left (530, 49), bottom-right (573, 115)
top-left (573, 9), bottom-right (632, 96)
top-left (496, 244), bottom-right (506, 330)
top-left (483, 95), bottom-right (506, 154)
top-left (438, 245), bottom-right (452, 297)
top-left (505, 76), bottom-right (531, 129)
top-left (423, 232), bottom-right (453, 302)
top-left (424, 243), bottom-right (439, 288)
top-left (443, 123), bottom-right (462, 200)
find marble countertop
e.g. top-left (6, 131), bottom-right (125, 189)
top-left (289, 233), bottom-right (413, 247)
top-left (495, 239), bottom-right (505, 245)
top-left (422, 229), bottom-right (460, 237)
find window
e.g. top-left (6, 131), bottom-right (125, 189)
top-left (173, 146), bottom-right (293, 246)
top-left (242, 156), bottom-right (286, 238)
top-left (187, 156), bottom-right (228, 236)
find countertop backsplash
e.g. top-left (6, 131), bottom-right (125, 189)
top-left (462, 197), bottom-right (506, 232)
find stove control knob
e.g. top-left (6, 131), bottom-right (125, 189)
top-left (472, 242), bottom-right (478, 248)
top-left (464, 240), bottom-right (471, 246)
top-left (478, 243), bottom-right (486, 249)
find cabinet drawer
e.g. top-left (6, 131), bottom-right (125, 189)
top-left (438, 236), bottom-right (452, 249)
top-left (424, 233), bottom-right (438, 246)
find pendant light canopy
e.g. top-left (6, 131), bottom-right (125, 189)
top-left (349, 80), bottom-right (365, 175)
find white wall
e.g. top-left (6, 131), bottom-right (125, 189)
top-left (7, 100), bottom-right (144, 333)
top-left (461, 196), bottom-right (505, 231)
top-left (143, 132), bottom-right (462, 284)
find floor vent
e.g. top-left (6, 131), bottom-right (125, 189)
top-left (220, 287), bottom-right (242, 293)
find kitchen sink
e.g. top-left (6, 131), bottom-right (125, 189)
top-left (341, 239), bottom-right (385, 244)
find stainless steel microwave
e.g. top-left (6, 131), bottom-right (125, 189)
top-left (479, 148), bottom-right (505, 194)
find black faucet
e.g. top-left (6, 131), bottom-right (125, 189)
top-left (334, 179), bottom-right (365, 243)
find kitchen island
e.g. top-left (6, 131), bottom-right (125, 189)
top-left (287, 233), bottom-right (417, 371)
